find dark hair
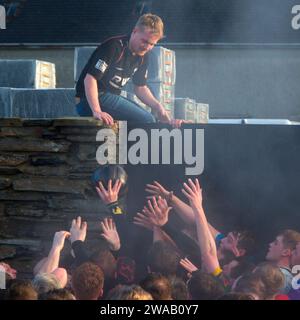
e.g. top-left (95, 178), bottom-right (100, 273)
top-left (140, 273), bottom-right (172, 300)
top-left (90, 249), bottom-right (117, 281)
top-left (72, 262), bottom-right (104, 300)
top-left (147, 241), bottom-right (180, 276)
top-left (106, 284), bottom-right (153, 300)
top-left (168, 275), bottom-right (189, 300)
top-left (230, 257), bottom-right (255, 280)
top-left (234, 274), bottom-right (266, 300)
top-left (188, 270), bottom-right (225, 300)
top-left (6, 279), bottom-right (37, 300)
top-left (218, 292), bottom-right (254, 300)
top-left (39, 288), bottom-right (75, 300)
top-left (233, 230), bottom-right (256, 256)
top-left (253, 262), bottom-right (285, 299)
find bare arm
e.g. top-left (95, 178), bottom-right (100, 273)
top-left (134, 85), bottom-right (171, 123)
top-left (182, 179), bottom-right (220, 274)
top-left (146, 181), bottom-right (221, 238)
top-left (34, 231), bottom-right (70, 275)
top-left (84, 74), bottom-right (114, 125)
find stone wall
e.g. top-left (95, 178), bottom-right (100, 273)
top-left (0, 118), bottom-right (118, 278)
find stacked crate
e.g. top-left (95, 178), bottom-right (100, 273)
top-left (0, 60), bottom-right (56, 89)
top-left (174, 98), bottom-right (197, 122)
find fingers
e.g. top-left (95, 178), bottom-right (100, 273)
top-left (183, 182), bottom-right (195, 196)
top-left (76, 216), bottom-right (81, 229)
top-left (81, 221), bottom-right (87, 231)
top-left (102, 113), bottom-right (114, 126)
top-left (115, 179), bottom-right (123, 195)
top-left (108, 179), bottom-right (112, 193)
top-left (188, 178), bottom-right (197, 192)
top-left (181, 188), bottom-right (192, 200)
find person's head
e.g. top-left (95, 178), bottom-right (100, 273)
top-left (107, 284), bottom-right (153, 300)
top-left (188, 270), bottom-right (225, 300)
top-left (218, 292), bottom-right (254, 300)
top-left (168, 275), bottom-right (189, 300)
top-left (266, 229), bottom-right (300, 265)
top-left (32, 273), bottom-right (61, 295)
top-left (130, 14), bottom-right (164, 56)
top-left (5, 279), bottom-right (38, 300)
top-left (233, 273), bottom-right (266, 300)
top-left (220, 230), bottom-right (255, 258)
top-left (291, 241), bottom-right (300, 266)
top-left (252, 262), bottom-right (285, 299)
top-left (222, 257), bottom-right (255, 281)
top-left (39, 288), bottom-right (76, 300)
top-left (140, 273), bottom-right (172, 300)
top-left (147, 240), bottom-right (180, 276)
top-left (71, 262), bottom-right (104, 300)
top-left (90, 249), bottom-right (117, 282)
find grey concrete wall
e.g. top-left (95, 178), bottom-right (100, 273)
top-left (172, 46), bottom-right (300, 120)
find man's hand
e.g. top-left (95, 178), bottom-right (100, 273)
top-left (52, 231), bottom-right (71, 252)
top-left (93, 111), bottom-right (114, 126)
top-left (182, 178), bottom-right (203, 211)
top-left (100, 218), bottom-right (121, 251)
top-left (170, 119), bottom-right (193, 128)
top-left (69, 216), bottom-right (87, 244)
top-left (180, 257), bottom-right (199, 274)
top-left (145, 180), bottom-right (173, 202)
top-left (156, 106), bottom-right (171, 124)
top-left (134, 196), bottom-right (172, 229)
top-left (133, 212), bottom-right (154, 231)
top-left (96, 179), bottom-right (122, 205)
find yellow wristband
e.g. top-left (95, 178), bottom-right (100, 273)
top-left (212, 266), bottom-right (223, 277)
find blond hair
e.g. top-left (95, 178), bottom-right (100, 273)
top-left (135, 13), bottom-right (164, 39)
top-left (280, 229), bottom-right (300, 250)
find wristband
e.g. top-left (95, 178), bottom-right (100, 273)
top-left (107, 201), bottom-right (123, 215)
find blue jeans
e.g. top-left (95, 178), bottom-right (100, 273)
top-left (76, 92), bottom-right (155, 124)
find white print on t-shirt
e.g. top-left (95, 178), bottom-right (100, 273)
top-left (95, 59), bottom-right (108, 73)
top-left (292, 265), bottom-right (300, 290)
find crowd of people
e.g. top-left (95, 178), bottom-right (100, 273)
top-left (1, 175), bottom-right (300, 300)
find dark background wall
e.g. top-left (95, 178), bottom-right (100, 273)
top-left (126, 124), bottom-right (300, 260)
top-left (0, 0), bottom-right (299, 44)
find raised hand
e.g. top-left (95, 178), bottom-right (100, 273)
top-left (134, 196), bottom-right (172, 231)
top-left (145, 181), bottom-right (173, 202)
top-left (69, 216), bottom-right (87, 244)
top-left (100, 218), bottom-right (121, 251)
top-left (180, 257), bottom-right (199, 274)
top-left (182, 178), bottom-right (203, 211)
top-left (96, 179), bottom-right (123, 205)
top-left (52, 231), bottom-right (71, 252)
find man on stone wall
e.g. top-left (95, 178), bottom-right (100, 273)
top-left (75, 14), bottom-right (171, 125)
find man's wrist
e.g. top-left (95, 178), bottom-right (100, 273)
top-left (166, 191), bottom-right (173, 203)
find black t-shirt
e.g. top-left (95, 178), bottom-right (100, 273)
top-left (75, 35), bottom-right (149, 98)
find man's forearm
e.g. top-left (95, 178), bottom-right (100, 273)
top-left (134, 85), bottom-right (162, 111)
top-left (84, 74), bottom-right (102, 114)
top-left (170, 195), bottom-right (220, 238)
top-left (38, 247), bottom-right (61, 274)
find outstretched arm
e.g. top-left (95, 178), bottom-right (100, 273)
top-left (182, 178), bottom-right (220, 274)
top-left (34, 231), bottom-right (70, 275)
top-left (146, 180), bottom-right (221, 238)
